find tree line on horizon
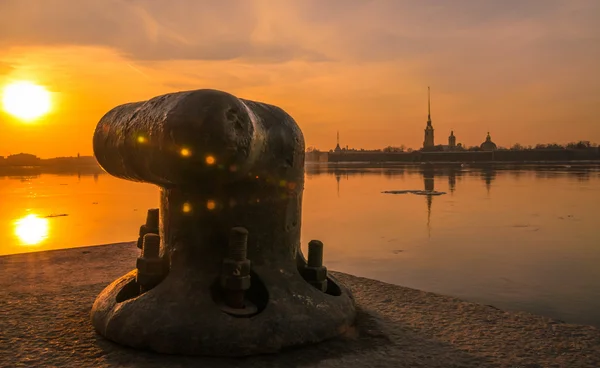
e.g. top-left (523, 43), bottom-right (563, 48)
top-left (2, 140), bottom-right (597, 160)
top-left (0, 153), bottom-right (98, 167)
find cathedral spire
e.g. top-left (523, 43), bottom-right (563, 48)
top-left (427, 86), bottom-right (431, 126)
top-left (334, 130), bottom-right (342, 152)
top-left (423, 86), bottom-right (435, 149)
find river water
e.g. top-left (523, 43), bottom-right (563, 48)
top-left (1, 163), bottom-right (599, 327)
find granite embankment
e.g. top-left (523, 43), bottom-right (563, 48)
top-left (1, 242), bottom-right (599, 368)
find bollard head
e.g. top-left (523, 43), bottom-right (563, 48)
top-left (93, 89), bottom-right (302, 188)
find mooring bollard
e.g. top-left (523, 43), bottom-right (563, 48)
top-left (90, 89), bottom-right (356, 356)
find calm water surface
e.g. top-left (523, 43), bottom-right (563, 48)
top-left (1, 164), bottom-right (599, 327)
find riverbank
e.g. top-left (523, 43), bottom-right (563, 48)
top-left (1, 242), bottom-right (599, 367)
top-left (306, 160), bottom-right (600, 168)
top-left (321, 148), bottom-right (600, 164)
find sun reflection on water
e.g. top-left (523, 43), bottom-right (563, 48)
top-left (14, 214), bottom-right (49, 246)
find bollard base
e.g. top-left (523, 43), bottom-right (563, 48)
top-left (4, 243), bottom-right (600, 367)
top-left (91, 265), bottom-right (356, 356)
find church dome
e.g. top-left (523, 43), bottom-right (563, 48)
top-left (480, 132), bottom-right (497, 151)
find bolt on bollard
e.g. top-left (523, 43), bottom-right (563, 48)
top-left (302, 240), bottom-right (328, 292)
top-left (136, 233), bottom-right (164, 293)
top-left (137, 208), bottom-right (159, 249)
top-left (307, 240), bottom-right (324, 268)
top-left (228, 227), bottom-right (248, 263)
top-left (219, 227), bottom-right (255, 315)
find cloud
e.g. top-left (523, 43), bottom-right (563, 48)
top-left (1, 0), bottom-right (595, 64)
top-left (0, 0), bottom-right (598, 155)
top-left (0, 0), bottom-right (331, 62)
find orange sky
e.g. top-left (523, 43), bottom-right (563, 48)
top-left (0, 0), bottom-right (599, 158)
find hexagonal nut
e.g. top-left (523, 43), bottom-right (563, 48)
top-left (137, 224), bottom-right (156, 249)
top-left (301, 266), bottom-right (328, 282)
top-left (136, 272), bottom-right (162, 288)
top-left (136, 257), bottom-right (163, 275)
top-left (220, 275), bottom-right (251, 291)
top-left (138, 224), bottom-right (149, 237)
top-left (310, 279), bottom-right (328, 293)
top-left (221, 258), bottom-right (251, 277)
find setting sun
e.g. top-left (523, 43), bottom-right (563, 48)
top-left (14, 214), bottom-right (49, 246)
top-left (1, 81), bottom-right (52, 121)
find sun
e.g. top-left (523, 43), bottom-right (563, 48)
top-left (1, 81), bottom-right (52, 121)
top-left (14, 214), bottom-right (49, 246)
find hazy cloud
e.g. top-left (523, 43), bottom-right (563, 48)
top-left (0, 0), bottom-right (599, 156)
top-left (0, 0), bottom-right (330, 62)
top-left (1, 0), bottom-right (597, 64)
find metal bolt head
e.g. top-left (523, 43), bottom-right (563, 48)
top-left (141, 233), bottom-right (160, 258)
top-left (136, 257), bottom-right (163, 274)
top-left (221, 258), bottom-right (251, 278)
top-left (137, 208), bottom-right (159, 249)
top-left (307, 240), bottom-right (324, 268)
top-left (310, 279), bottom-right (328, 293)
top-left (301, 265), bottom-right (328, 282)
top-left (145, 208), bottom-right (159, 229)
top-left (228, 227), bottom-right (248, 261)
top-left (221, 275), bottom-right (251, 291)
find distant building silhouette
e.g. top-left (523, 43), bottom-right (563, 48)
top-left (0, 153), bottom-right (100, 169)
top-left (448, 131), bottom-right (456, 150)
top-left (423, 87), bottom-right (435, 150)
top-left (480, 132), bottom-right (498, 151)
top-left (5, 153), bottom-right (41, 166)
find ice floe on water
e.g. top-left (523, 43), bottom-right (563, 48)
top-left (381, 190), bottom-right (446, 196)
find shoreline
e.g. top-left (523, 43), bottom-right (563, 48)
top-left (306, 160), bottom-right (600, 166)
top-left (1, 242), bottom-right (599, 367)
top-left (0, 160), bottom-right (599, 171)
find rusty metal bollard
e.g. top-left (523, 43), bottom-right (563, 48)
top-left (89, 89), bottom-right (356, 356)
